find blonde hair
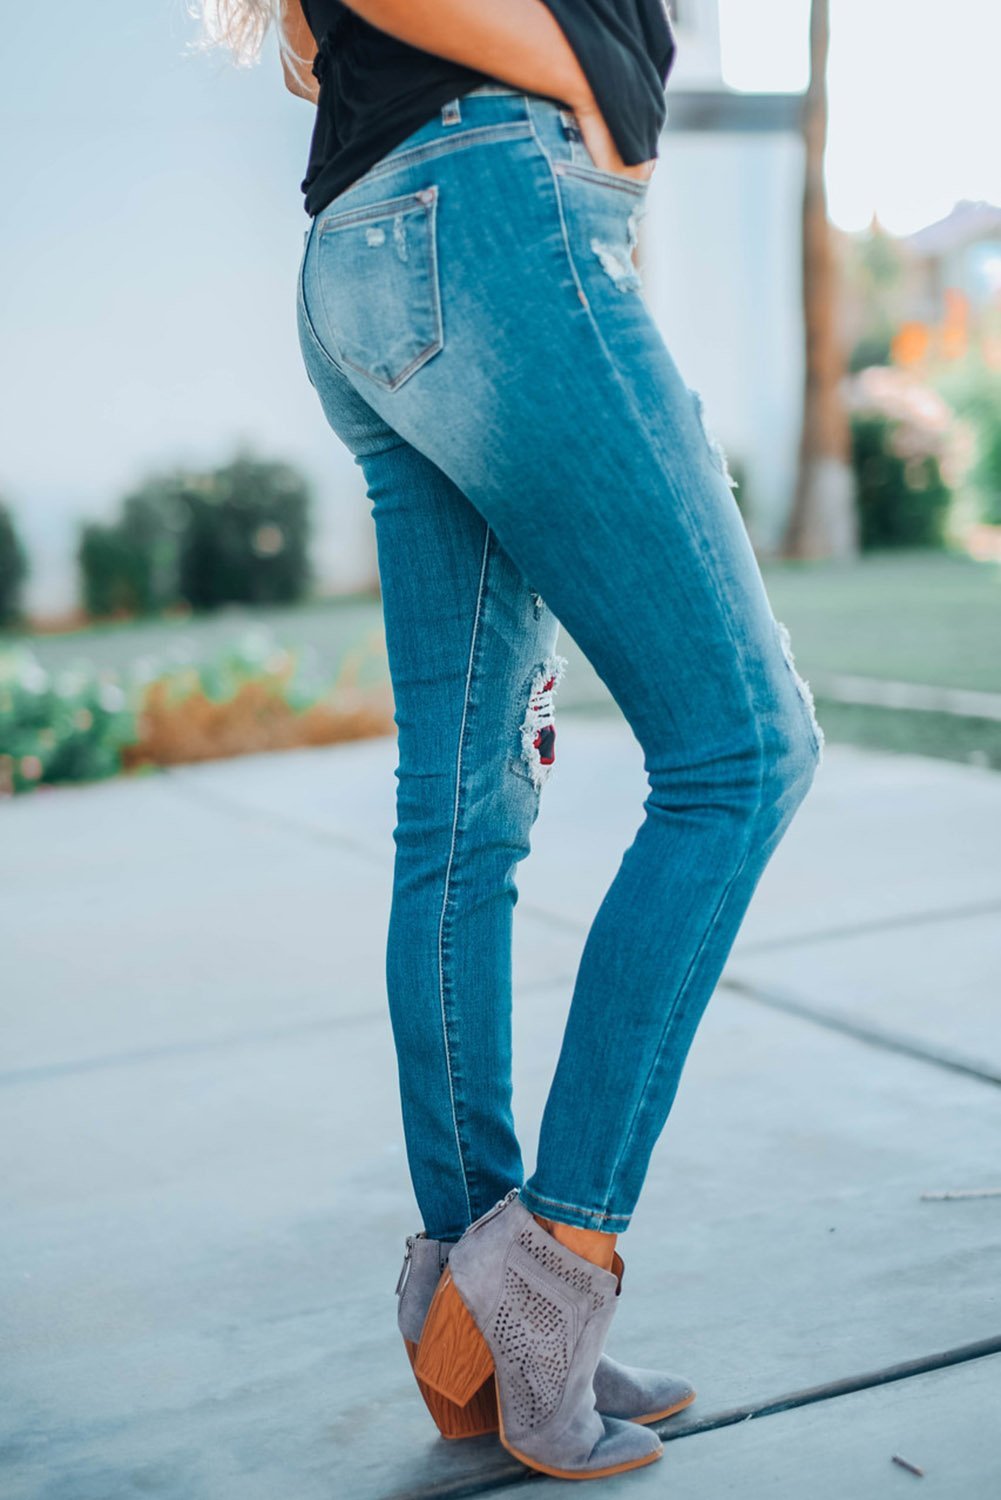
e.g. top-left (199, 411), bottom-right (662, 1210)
top-left (186, 1), bottom-right (314, 87)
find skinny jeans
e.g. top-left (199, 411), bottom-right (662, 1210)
top-left (295, 85), bottom-right (824, 1236)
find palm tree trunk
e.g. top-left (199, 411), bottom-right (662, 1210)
top-left (782, 0), bottom-right (856, 558)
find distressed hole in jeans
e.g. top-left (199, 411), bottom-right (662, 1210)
top-left (691, 388), bottom-right (739, 492)
top-left (775, 618), bottom-right (825, 764)
top-left (520, 654), bottom-right (568, 791)
top-left (590, 212), bottom-right (643, 294)
top-left (393, 212), bottom-right (408, 262)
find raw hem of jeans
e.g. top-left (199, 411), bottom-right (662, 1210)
top-left (518, 1184), bottom-right (631, 1233)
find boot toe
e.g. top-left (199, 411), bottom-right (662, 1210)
top-left (594, 1353), bottom-right (696, 1422)
top-left (587, 1415), bottom-right (663, 1471)
top-left (503, 1412), bottom-right (662, 1479)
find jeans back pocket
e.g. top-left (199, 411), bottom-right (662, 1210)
top-left (314, 186), bottom-right (444, 392)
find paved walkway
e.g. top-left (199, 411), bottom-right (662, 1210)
top-left (2, 720), bottom-right (999, 1498)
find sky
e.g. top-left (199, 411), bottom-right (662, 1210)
top-left (719, 0), bottom-right (1000, 234)
top-left (1, 0), bottom-right (998, 612)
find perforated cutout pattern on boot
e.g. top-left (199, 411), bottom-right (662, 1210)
top-left (492, 1264), bottom-right (571, 1429)
top-left (516, 1226), bottom-right (607, 1314)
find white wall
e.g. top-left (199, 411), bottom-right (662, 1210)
top-left (641, 130), bottom-right (806, 551)
top-left (0, 1), bottom-right (376, 619)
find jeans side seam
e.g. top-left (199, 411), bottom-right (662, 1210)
top-left (436, 522), bottom-right (494, 1226)
top-left (526, 107), bottom-right (769, 1222)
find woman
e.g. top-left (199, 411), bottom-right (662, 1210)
top-left (197, 0), bottom-right (824, 1480)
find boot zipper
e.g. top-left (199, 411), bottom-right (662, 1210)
top-left (395, 1233), bottom-right (416, 1297)
top-left (467, 1185), bottom-right (520, 1235)
top-left (397, 1186), bottom-right (519, 1295)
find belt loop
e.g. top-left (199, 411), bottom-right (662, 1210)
top-left (441, 97), bottom-right (461, 126)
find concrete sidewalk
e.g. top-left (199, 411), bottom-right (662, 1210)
top-left (2, 719), bottom-right (999, 1499)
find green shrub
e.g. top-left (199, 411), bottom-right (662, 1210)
top-left (933, 354), bottom-right (1001, 525)
top-left (976, 421), bottom-right (1001, 525)
top-left (845, 367), bottom-right (959, 549)
top-left (850, 413), bottom-right (952, 548)
top-left (79, 486), bottom-right (186, 618)
top-left (178, 455), bottom-right (313, 610)
top-left (77, 451), bottom-right (313, 620)
top-left (0, 498), bottom-right (29, 629)
top-left (0, 647), bottom-right (139, 795)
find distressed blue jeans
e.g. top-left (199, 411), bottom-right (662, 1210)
top-left (296, 86), bottom-right (824, 1237)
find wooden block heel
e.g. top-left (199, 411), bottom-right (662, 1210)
top-left (403, 1336), bottom-right (498, 1439)
top-left (413, 1266), bottom-right (495, 1408)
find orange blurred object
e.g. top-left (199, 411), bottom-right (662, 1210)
top-left (892, 321), bottom-right (931, 366)
top-left (121, 675), bottom-right (394, 770)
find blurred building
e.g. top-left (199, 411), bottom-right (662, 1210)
top-left (903, 199), bottom-right (1001, 322)
top-left (643, 0), bottom-right (807, 552)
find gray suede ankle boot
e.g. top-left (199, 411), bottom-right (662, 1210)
top-left (396, 1227), bottom-right (695, 1438)
top-left (413, 1188), bottom-right (666, 1479)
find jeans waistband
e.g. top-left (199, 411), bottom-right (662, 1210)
top-left (370, 85), bottom-right (582, 173)
top-left (304, 86), bottom-right (588, 230)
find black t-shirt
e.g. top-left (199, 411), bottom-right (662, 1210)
top-left (297, 1), bottom-right (677, 218)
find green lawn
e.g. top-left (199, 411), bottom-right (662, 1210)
top-left (8, 593), bottom-right (387, 686)
top-left (761, 548), bottom-right (1001, 770)
top-left (759, 548), bottom-right (1001, 693)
